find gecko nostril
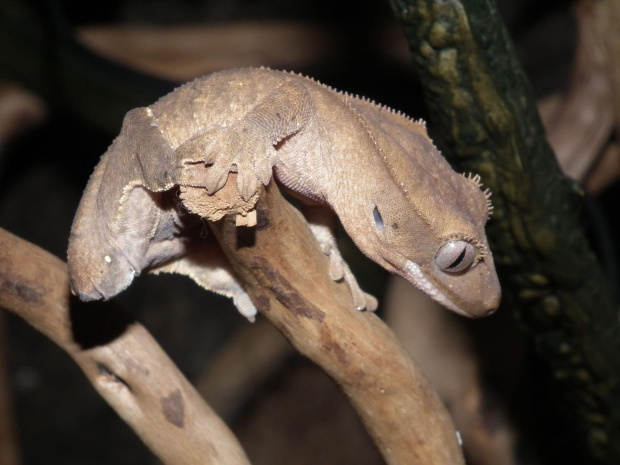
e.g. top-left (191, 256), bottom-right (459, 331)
top-left (372, 205), bottom-right (384, 233)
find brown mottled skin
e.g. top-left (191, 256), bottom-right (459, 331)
top-left (67, 68), bottom-right (501, 320)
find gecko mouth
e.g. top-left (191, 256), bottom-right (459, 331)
top-left (402, 260), bottom-right (472, 317)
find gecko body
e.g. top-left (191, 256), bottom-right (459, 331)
top-left (68, 68), bottom-right (501, 319)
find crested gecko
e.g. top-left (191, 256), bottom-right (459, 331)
top-left (67, 67), bottom-right (501, 320)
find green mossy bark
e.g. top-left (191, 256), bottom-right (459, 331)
top-left (389, 0), bottom-right (620, 463)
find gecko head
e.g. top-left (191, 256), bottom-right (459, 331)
top-left (339, 131), bottom-right (501, 318)
top-left (67, 185), bottom-right (184, 302)
top-left (365, 182), bottom-right (500, 317)
top-left (68, 229), bottom-right (139, 302)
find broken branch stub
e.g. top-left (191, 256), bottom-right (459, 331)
top-left (204, 181), bottom-right (465, 465)
top-left (0, 228), bottom-right (250, 465)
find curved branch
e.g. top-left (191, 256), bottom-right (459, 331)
top-left (207, 181), bottom-right (465, 465)
top-left (0, 227), bottom-right (250, 465)
top-left (389, 0), bottom-right (620, 462)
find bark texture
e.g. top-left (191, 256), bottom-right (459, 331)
top-left (389, 0), bottom-right (620, 462)
top-left (207, 181), bottom-right (466, 465)
top-left (0, 228), bottom-right (250, 465)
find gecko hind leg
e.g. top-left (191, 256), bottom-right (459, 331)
top-left (302, 205), bottom-right (378, 312)
top-left (151, 233), bottom-right (258, 322)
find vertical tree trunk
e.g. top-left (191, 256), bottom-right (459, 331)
top-left (389, 0), bottom-right (620, 463)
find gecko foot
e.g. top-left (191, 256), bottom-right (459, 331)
top-left (200, 127), bottom-right (277, 201)
top-left (175, 126), bottom-right (278, 201)
top-left (342, 264), bottom-right (378, 312)
top-left (150, 237), bottom-right (258, 322)
top-left (309, 219), bottom-right (377, 312)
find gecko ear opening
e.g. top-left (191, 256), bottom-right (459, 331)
top-left (435, 240), bottom-right (476, 273)
top-left (372, 205), bottom-right (384, 233)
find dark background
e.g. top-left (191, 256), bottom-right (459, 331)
top-left (1, 0), bottom-right (602, 464)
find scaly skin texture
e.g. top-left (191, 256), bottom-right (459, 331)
top-left (67, 67), bottom-right (501, 320)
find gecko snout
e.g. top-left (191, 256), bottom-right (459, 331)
top-left (68, 249), bottom-right (138, 302)
top-left (70, 281), bottom-right (105, 302)
top-left (458, 273), bottom-right (502, 318)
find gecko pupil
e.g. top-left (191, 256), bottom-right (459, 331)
top-left (448, 246), bottom-right (467, 269)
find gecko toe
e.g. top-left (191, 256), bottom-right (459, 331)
top-left (234, 292), bottom-right (258, 322)
top-left (342, 266), bottom-right (371, 311)
top-left (253, 146), bottom-right (277, 185)
top-left (201, 128), bottom-right (228, 164)
top-left (353, 291), bottom-right (378, 312)
top-left (205, 162), bottom-right (230, 193)
top-left (351, 287), bottom-right (367, 311)
top-left (255, 160), bottom-right (273, 186)
top-left (329, 253), bottom-right (345, 281)
top-left (237, 172), bottom-right (259, 201)
top-left (364, 294), bottom-right (378, 312)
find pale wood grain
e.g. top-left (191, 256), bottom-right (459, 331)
top-left (0, 227), bottom-right (250, 465)
top-left (206, 181), bottom-right (465, 465)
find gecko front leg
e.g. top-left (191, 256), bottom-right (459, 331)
top-left (302, 205), bottom-right (378, 312)
top-left (176, 81), bottom-right (315, 201)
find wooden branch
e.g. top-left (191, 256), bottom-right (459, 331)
top-left (0, 228), bottom-right (250, 465)
top-left (207, 181), bottom-right (465, 465)
top-left (538, 0), bottom-right (620, 194)
top-left (384, 276), bottom-right (518, 465)
top-left (389, 0), bottom-right (620, 461)
top-left (542, 0), bottom-right (613, 182)
top-left (0, 313), bottom-right (21, 465)
top-left (599, 0), bottom-right (620, 138)
top-left (587, 142), bottom-right (620, 195)
top-left (77, 22), bottom-right (338, 83)
top-left (0, 82), bottom-right (45, 146)
top-left (195, 318), bottom-right (295, 422)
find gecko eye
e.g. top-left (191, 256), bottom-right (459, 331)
top-left (372, 206), bottom-right (384, 233)
top-left (435, 240), bottom-right (476, 273)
